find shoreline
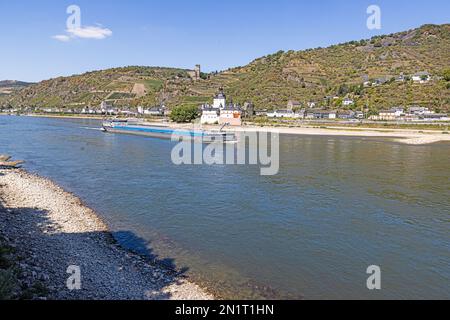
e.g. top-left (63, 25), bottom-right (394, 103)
top-left (0, 168), bottom-right (214, 300)
top-left (229, 125), bottom-right (450, 145)
top-left (9, 114), bottom-right (450, 145)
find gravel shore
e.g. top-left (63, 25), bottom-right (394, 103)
top-left (0, 168), bottom-right (213, 300)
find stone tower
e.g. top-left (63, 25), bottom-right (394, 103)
top-left (195, 64), bottom-right (201, 80)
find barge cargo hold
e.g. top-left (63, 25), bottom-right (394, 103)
top-left (102, 119), bottom-right (237, 143)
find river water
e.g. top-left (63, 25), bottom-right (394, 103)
top-left (1, 116), bottom-right (449, 299)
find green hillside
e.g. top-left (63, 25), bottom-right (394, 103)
top-left (0, 67), bottom-right (190, 109)
top-left (216, 23), bottom-right (450, 112)
top-left (1, 24), bottom-right (449, 112)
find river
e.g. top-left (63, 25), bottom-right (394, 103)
top-left (1, 115), bottom-right (449, 299)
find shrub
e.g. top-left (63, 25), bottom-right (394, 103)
top-left (169, 105), bottom-right (199, 123)
top-left (442, 69), bottom-right (450, 81)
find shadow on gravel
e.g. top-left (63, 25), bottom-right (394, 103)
top-left (0, 198), bottom-right (190, 300)
top-left (112, 230), bottom-right (188, 274)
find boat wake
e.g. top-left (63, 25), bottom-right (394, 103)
top-left (80, 127), bottom-right (104, 131)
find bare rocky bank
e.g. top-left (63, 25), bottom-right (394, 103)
top-left (0, 169), bottom-right (213, 300)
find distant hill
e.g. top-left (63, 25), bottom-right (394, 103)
top-left (0, 80), bottom-right (33, 96)
top-left (0, 80), bottom-right (33, 88)
top-left (1, 24), bottom-right (449, 112)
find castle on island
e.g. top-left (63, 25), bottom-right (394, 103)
top-left (200, 88), bottom-right (242, 126)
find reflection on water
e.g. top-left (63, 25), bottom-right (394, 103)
top-left (1, 116), bottom-right (449, 299)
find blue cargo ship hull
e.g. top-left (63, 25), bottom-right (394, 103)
top-left (102, 120), bottom-right (236, 142)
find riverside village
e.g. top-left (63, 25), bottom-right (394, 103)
top-left (1, 65), bottom-right (449, 125)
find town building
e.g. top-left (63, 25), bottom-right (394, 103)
top-left (144, 107), bottom-right (164, 116)
top-left (408, 106), bottom-right (433, 115)
top-left (267, 110), bottom-right (303, 119)
top-left (307, 109), bottom-right (337, 119)
top-left (307, 102), bottom-right (317, 108)
top-left (100, 101), bottom-right (113, 111)
top-left (241, 102), bottom-right (255, 118)
top-left (395, 74), bottom-right (406, 82)
top-left (338, 110), bottom-right (356, 119)
top-left (255, 110), bottom-right (268, 117)
top-left (354, 111), bottom-right (365, 119)
top-left (370, 109), bottom-right (401, 121)
top-left (342, 98), bottom-right (354, 106)
top-left (200, 89), bottom-right (242, 126)
top-left (219, 105), bottom-right (242, 126)
top-left (412, 72), bottom-right (431, 83)
top-left (201, 106), bottom-right (220, 124)
top-left (213, 88), bottom-right (227, 109)
top-left (287, 100), bottom-right (301, 111)
top-left (420, 113), bottom-right (449, 121)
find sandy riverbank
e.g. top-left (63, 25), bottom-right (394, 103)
top-left (229, 125), bottom-right (450, 145)
top-left (0, 168), bottom-right (213, 300)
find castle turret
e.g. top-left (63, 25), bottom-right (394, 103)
top-left (213, 88), bottom-right (226, 109)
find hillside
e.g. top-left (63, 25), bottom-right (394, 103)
top-left (1, 24), bottom-right (449, 112)
top-left (0, 67), bottom-right (191, 109)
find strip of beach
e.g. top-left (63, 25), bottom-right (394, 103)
top-left (0, 168), bottom-right (213, 300)
top-left (230, 125), bottom-right (450, 145)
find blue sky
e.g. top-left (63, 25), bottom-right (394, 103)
top-left (0, 0), bottom-right (449, 82)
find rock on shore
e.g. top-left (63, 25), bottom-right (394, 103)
top-left (0, 169), bottom-right (213, 300)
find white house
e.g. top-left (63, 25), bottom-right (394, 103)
top-left (144, 107), bottom-right (164, 116)
top-left (412, 72), bottom-right (431, 83)
top-left (354, 111), bottom-right (365, 119)
top-left (201, 107), bottom-right (220, 124)
top-left (307, 109), bottom-right (337, 119)
top-left (408, 106), bottom-right (433, 115)
top-left (391, 107), bottom-right (404, 117)
top-left (370, 108), bottom-right (404, 121)
top-left (343, 98), bottom-right (354, 106)
top-left (267, 110), bottom-right (302, 118)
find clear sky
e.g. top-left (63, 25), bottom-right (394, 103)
top-left (1, 0), bottom-right (449, 82)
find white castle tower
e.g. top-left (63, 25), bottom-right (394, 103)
top-left (213, 88), bottom-right (226, 110)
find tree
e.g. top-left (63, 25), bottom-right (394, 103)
top-left (338, 84), bottom-right (350, 95)
top-left (442, 69), bottom-right (450, 82)
top-left (334, 98), bottom-right (343, 108)
top-left (169, 105), bottom-right (199, 123)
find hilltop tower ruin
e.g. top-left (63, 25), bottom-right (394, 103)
top-left (188, 64), bottom-right (201, 81)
